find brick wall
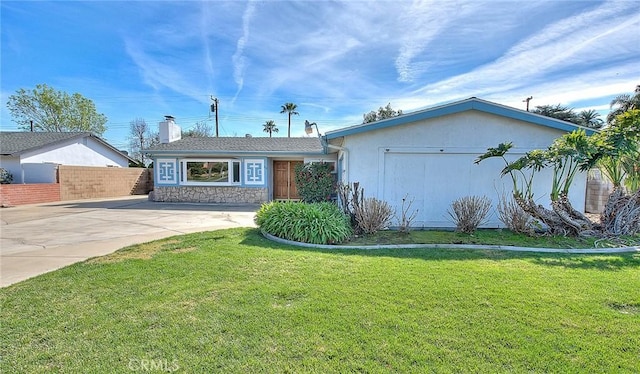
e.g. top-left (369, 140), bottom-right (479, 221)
top-left (0, 183), bottom-right (60, 206)
top-left (59, 166), bottom-right (153, 200)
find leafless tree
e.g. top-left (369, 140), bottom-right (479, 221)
top-left (183, 121), bottom-right (213, 137)
top-left (128, 118), bottom-right (157, 166)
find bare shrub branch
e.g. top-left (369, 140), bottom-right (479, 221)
top-left (447, 196), bottom-right (492, 234)
top-left (354, 197), bottom-right (394, 235)
top-left (497, 193), bottom-right (534, 235)
top-left (395, 194), bottom-right (419, 233)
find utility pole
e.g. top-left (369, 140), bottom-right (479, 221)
top-left (139, 132), bottom-right (145, 165)
top-left (523, 96), bottom-right (533, 111)
top-left (211, 96), bottom-right (219, 137)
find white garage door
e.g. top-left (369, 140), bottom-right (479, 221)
top-left (382, 151), bottom-right (500, 228)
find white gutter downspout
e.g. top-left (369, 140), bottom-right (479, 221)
top-left (322, 137), bottom-right (348, 185)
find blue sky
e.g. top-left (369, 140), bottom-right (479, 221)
top-left (1, 0), bottom-right (639, 150)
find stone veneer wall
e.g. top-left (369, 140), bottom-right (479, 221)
top-left (152, 186), bottom-right (268, 204)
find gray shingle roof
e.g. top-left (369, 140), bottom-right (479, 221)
top-left (146, 137), bottom-right (324, 155)
top-left (0, 131), bottom-right (92, 155)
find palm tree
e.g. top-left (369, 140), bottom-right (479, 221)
top-left (532, 104), bottom-right (579, 124)
top-left (577, 109), bottom-right (604, 129)
top-left (607, 84), bottom-right (640, 124)
top-left (280, 102), bottom-right (299, 137)
top-left (262, 120), bottom-right (278, 137)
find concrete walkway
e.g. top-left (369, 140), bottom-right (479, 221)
top-left (0, 196), bottom-right (258, 287)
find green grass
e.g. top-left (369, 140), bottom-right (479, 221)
top-left (2, 228), bottom-right (639, 373)
top-left (345, 228), bottom-right (640, 248)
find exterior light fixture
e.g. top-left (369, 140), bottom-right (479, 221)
top-left (304, 120), bottom-right (319, 136)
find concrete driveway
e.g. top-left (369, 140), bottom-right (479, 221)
top-left (0, 196), bottom-right (259, 287)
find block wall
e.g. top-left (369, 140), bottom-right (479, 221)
top-left (0, 183), bottom-right (61, 206)
top-left (585, 170), bottom-right (613, 214)
top-left (59, 166), bottom-right (153, 200)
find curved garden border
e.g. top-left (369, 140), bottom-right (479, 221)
top-left (261, 231), bottom-right (640, 254)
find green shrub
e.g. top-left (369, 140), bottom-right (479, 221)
top-left (0, 168), bottom-right (13, 184)
top-left (255, 201), bottom-right (352, 244)
top-left (294, 162), bottom-right (336, 202)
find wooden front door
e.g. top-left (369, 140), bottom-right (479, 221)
top-left (273, 161), bottom-right (302, 200)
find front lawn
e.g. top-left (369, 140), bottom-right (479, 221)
top-left (2, 228), bottom-right (639, 372)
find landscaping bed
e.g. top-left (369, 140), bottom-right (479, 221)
top-left (344, 228), bottom-right (640, 249)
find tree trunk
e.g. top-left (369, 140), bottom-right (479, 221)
top-left (514, 194), bottom-right (568, 235)
top-left (602, 188), bottom-right (640, 235)
top-left (551, 194), bottom-right (594, 236)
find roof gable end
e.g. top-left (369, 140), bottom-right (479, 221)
top-left (325, 97), bottom-right (595, 139)
top-left (0, 131), bottom-right (135, 162)
top-left (0, 132), bottom-right (89, 155)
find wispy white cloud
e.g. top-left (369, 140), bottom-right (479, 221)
top-left (199, 1), bottom-right (216, 92)
top-left (498, 68), bottom-right (639, 110)
top-left (120, 2), bottom-right (239, 106)
top-left (217, 3), bottom-right (383, 109)
top-left (3, 0), bottom-right (638, 141)
top-left (231, 0), bottom-right (257, 102)
top-left (574, 104), bottom-right (612, 113)
top-left (301, 102), bottom-right (332, 114)
top-left (406, 0), bottom-right (640, 107)
top-left (124, 39), bottom-right (207, 104)
top-left (394, 0), bottom-right (467, 83)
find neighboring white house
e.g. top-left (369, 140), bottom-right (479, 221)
top-left (324, 97), bottom-right (596, 228)
top-left (0, 132), bottom-right (134, 183)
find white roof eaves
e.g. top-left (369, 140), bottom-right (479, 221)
top-left (324, 97), bottom-right (596, 139)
